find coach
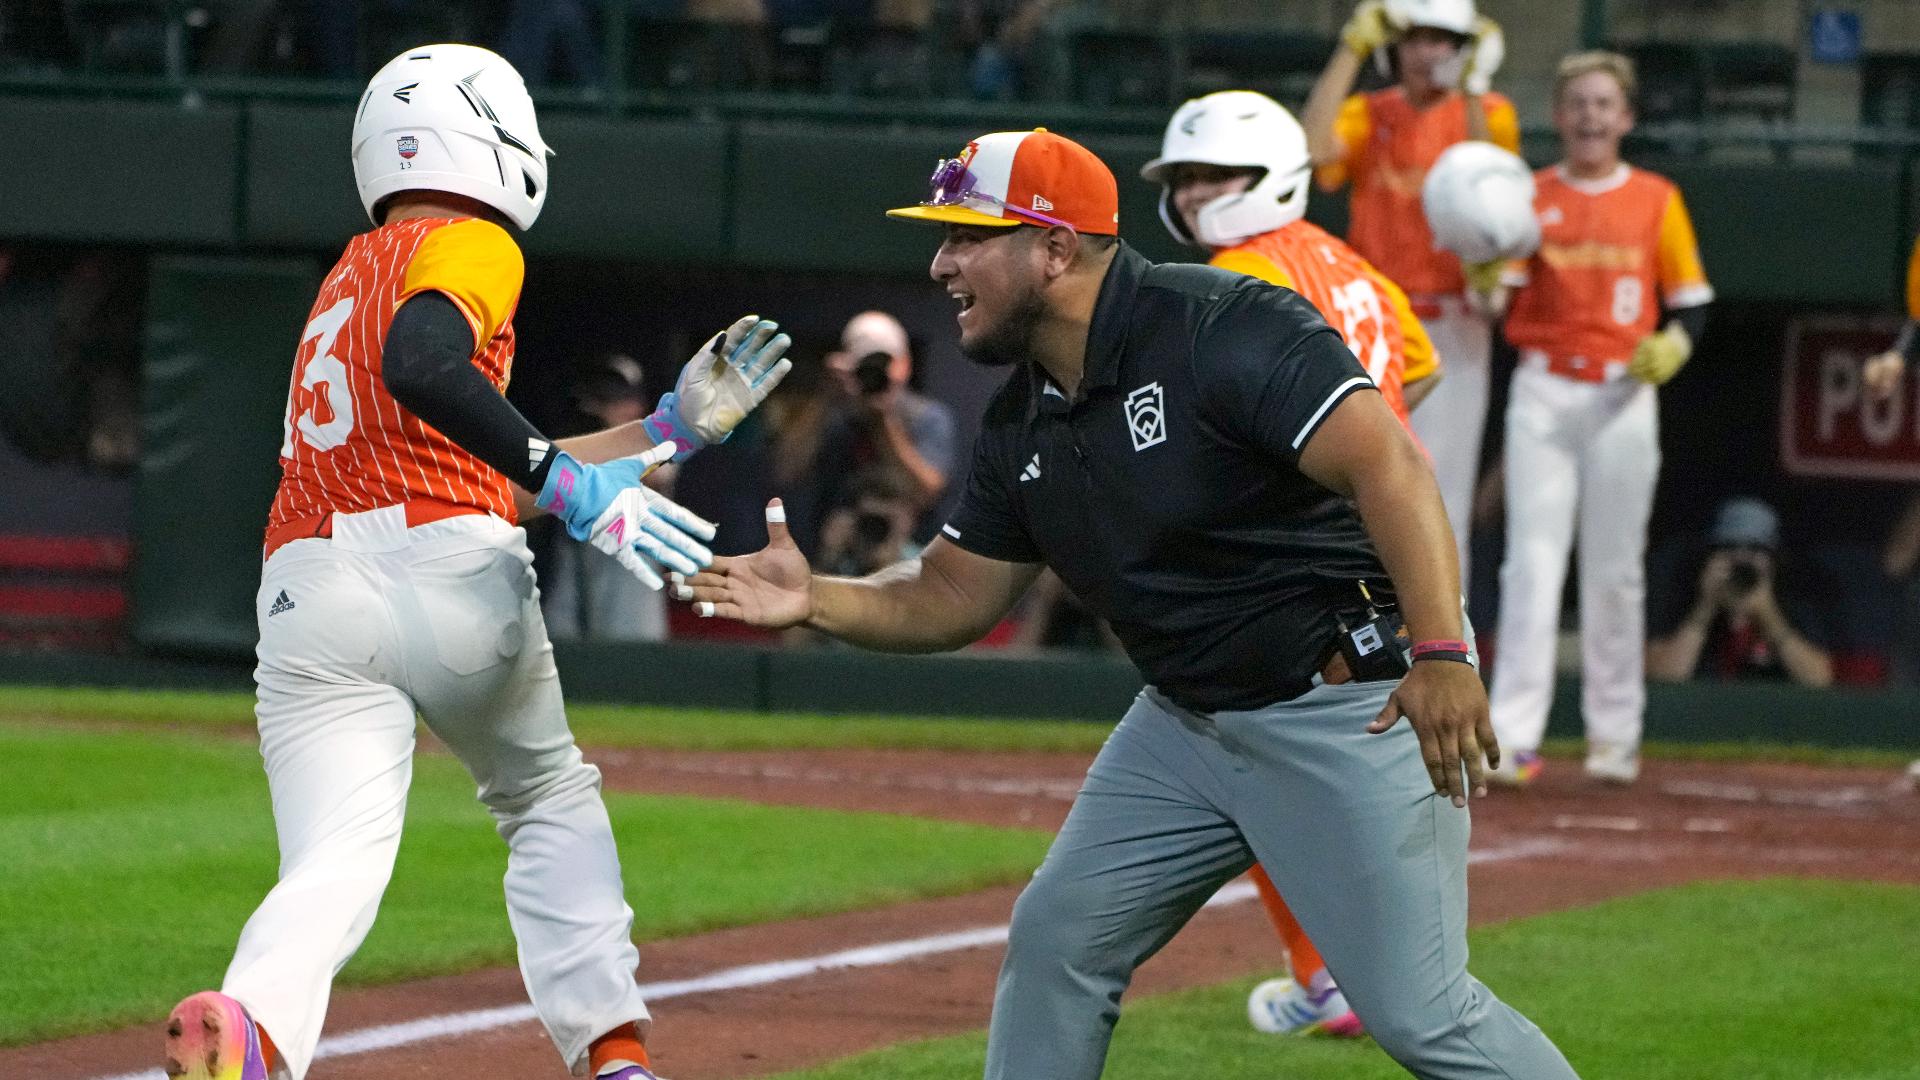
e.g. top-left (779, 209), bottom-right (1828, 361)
top-left (679, 129), bottom-right (1578, 1080)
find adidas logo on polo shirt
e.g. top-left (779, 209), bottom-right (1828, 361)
top-left (1020, 454), bottom-right (1041, 482)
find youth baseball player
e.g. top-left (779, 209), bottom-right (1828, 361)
top-left (1142, 88), bottom-right (1445, 1038)
top-left (681, 128), bottom-right (1578, 1080)
top-left (1304, 0), bottom-right (1514, 582)
top-left (1482, 51), bottom-right (1713, 786)
top-left (161, 44), bottom-right (789, 1080)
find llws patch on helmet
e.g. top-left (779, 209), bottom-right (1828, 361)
top-left (1421, 141), bottom-right (1539, 265)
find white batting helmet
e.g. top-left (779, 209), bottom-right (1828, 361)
top-left (1421, 141), bottom-right (1539, 265)
top-left (352, 44), bottom-right (553, 231)
top-left (1384, 0), bottom-right (1475, 37)
top-left (1140, 91), bottom-right (1312, 248)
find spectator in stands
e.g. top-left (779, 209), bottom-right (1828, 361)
top-left (815, 472), bottom-right (920, 578)
top-left (500, 0), bottom-right (608, 87)
top-left (958, 0), bottom-right (1061, 100)
top-left (1646, 497), bottom-right (1835, 687)
top-left (539, 353), bottom-right (673, 641)
top-left (815, 310), bottom-right (956, 542)
top-left (1885, 492), bottom-right (1920, 687)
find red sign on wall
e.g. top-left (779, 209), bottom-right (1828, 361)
top-left (1780, 317), bottom-right (1920, 481)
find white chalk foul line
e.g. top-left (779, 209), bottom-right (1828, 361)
top-left (90, 839), bottom-right (1561, 1080)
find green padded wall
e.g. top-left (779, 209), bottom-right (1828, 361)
top-left (0, 97), bottom-right (241, 245)
top-left (133, 256), bottom-right (321, 655)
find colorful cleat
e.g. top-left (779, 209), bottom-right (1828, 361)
top-left (596, 1064), bottom-right (664, 1080)
top-left (164, 991), bottom-right (269, 1080)
top-left (1486, 749), bottom-right (1543, 788)
top-left (1246, 976), bottom-right (1365, 1037)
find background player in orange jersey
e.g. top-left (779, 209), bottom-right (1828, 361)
top-left (1142, 88), bottom-right (1442, 1041)
top-left (1480, 51), bottom-right (1713, 787)
top-left (160, 44), bottom-right (790, 1080)
top-left (1304, 0), bottom-right (1515, 583)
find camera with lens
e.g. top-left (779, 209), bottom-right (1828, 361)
top-left (852, 350), bottom-right (893, 396)
top-left (853, 510), bottom-right (895, 548)
top-left (1726, 558), bottom-right (1762, 593)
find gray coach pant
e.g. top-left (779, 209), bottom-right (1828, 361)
top-left (983, 680), bottom-right (1579, 1080)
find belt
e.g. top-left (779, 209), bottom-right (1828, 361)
top-left (263, 498), bottom-right (483, 561)
top-left (1522, 348), bottom-right (1625, 384)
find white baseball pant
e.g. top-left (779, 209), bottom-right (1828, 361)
top-left (1408, 298), bottom-right (1494, 584)
top-left (227, 507), bottom-right (649, 1080)
top-left (1488, 359), bottom-right (1659, 756)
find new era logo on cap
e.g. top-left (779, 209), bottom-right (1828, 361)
top-left (888, 129), bottom-right (1120, 235)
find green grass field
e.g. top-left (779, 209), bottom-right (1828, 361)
top-left (0, 722), bottom-right (1051, 1046)
top-left (767, 879), bottom-right (1920, 1080)
top-left (5, 685), bottom-right (1916, 765)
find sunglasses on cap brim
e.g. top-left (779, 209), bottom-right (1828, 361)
top-left (923, 156), bottom-right (1078, 232)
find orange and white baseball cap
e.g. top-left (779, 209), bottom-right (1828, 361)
top-left (888, 129), bottom-right (1120, 235)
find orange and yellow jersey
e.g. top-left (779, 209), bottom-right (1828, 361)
top-left (1503, 165), bottom-right (1713, 383)
top-left (268, 216), bottom-right (525, 536)
top-left (1211, 220), bottom-right (1437, 428)
top-left (1316, 88), bottom-right (1520, 303)
top-left (1907, 233), bottom-right (1920, 320)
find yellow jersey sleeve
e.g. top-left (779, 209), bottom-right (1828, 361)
top-left (1315, 94), bottom-right (1372, 192)
top-left (1487, 97), bottom-right (1521, 154)
top-left (1906, 235), bottom-right (1920, 321)
top-left (398, 218), bottom-right (526, 348)
top-left (1656, 189), bottom-right (1714, 309)
top-left (1210, 249), bottom-right (1296, 289)
top-left (1375, 270), bottom-right (1438, 384)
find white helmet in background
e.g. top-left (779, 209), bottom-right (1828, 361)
top-left (1421, 141), bottom-right (1539, 265)
top-left (352, 43), bottom-right (553, 231)
top-left (1384, 0), bottom-right (1475, 37)
top-left (1140, 91), bottom-right (1312, 248)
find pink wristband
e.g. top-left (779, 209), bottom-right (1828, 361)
top-left (1412, 639), bottom-right (1471, 658)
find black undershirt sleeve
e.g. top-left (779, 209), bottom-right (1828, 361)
top-left (382, 291), bottom-right (556, 492)
top-left (1897, 322), bottom-right (1920, 369)
top-left (1669, 302), bottom-right (1709, 347)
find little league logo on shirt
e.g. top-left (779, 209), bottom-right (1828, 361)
top-left (1125, 383), bottom-right (1167, 451)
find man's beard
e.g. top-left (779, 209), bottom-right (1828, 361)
top-left (961, 283), bottom-right (1047, 369)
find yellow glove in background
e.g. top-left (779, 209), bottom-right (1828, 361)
top-left (1459, 16), bottom-right (1505, 94)
top-left (1342, 0), bottom-right (1391, 58)
top-left (1629, 322), bottom-right (1692, 386)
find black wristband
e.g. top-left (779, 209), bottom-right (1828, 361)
top-left (1412, 650), bottom-right (1474, 666)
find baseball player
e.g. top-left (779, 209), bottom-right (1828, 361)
top-left (1141, 88), bottom-right (1445, 1038)
top-left (161, 44), bottom-right (790, 1080)
top-left (1481, 51), bottom-right (1712, 786)
top-left (1304, 0), bottom-right (1515, 581)
top-left (1863, 235), bottom-right (1920, 401)
top-left (681, 128), bottom-right (1578, 1080)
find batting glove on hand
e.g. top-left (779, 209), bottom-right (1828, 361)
top-left (642, 316), bottom-right (794, 462)
top-left (535, 446), bottom-right (717, 590)
top-left (1628, 322), bottom-right (1692, 386)
top-left (1341, 0), bottom-right (1391, 58)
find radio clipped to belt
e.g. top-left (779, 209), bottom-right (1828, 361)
top-left (1333, 580), bottom-right (1412, 683)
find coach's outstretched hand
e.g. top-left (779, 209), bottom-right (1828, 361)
top-left (673, 500), bottom-right (813, 628)
top-left (1367, 659), bottom-right (1498, 808)
top-left (643, 316), bottom-right (794, 461)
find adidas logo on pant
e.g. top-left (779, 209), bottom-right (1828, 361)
top-left (268, 590), bottom-right (296, 616)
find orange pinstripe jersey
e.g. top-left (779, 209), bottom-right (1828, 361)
top-left (268, 216), bottom-right (526, 532)
top-left (1212, 220), bottom-right (1438, 428)
top-left (1504, 165), bottom-right (1713, 381)
top-left (1316, 88), bottom-right (1520, 299)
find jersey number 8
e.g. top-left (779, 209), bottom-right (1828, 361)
top-left (281, 296), bottom-right (358, 456)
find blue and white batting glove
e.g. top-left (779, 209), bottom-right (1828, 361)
top-left (535, 445), bottom-right (716, 590)
top-left (642, 316), bottom-right (794, 462)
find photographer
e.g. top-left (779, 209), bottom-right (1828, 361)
top-left (818, 310), bottom-right (956, 541)
top-left (817, 473), bottom-right (920, 579)
top-left (1646, 497), bottom-right (1834, 687)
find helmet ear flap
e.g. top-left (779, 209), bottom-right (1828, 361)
top-left (1157, 186), bottom-right (1198, 246)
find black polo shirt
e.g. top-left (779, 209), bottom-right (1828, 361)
top-left (943, 243), bottom-right (1393, 712)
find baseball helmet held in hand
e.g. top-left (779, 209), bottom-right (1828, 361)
top-left (1421, 141), bottom-right (1539, 264)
